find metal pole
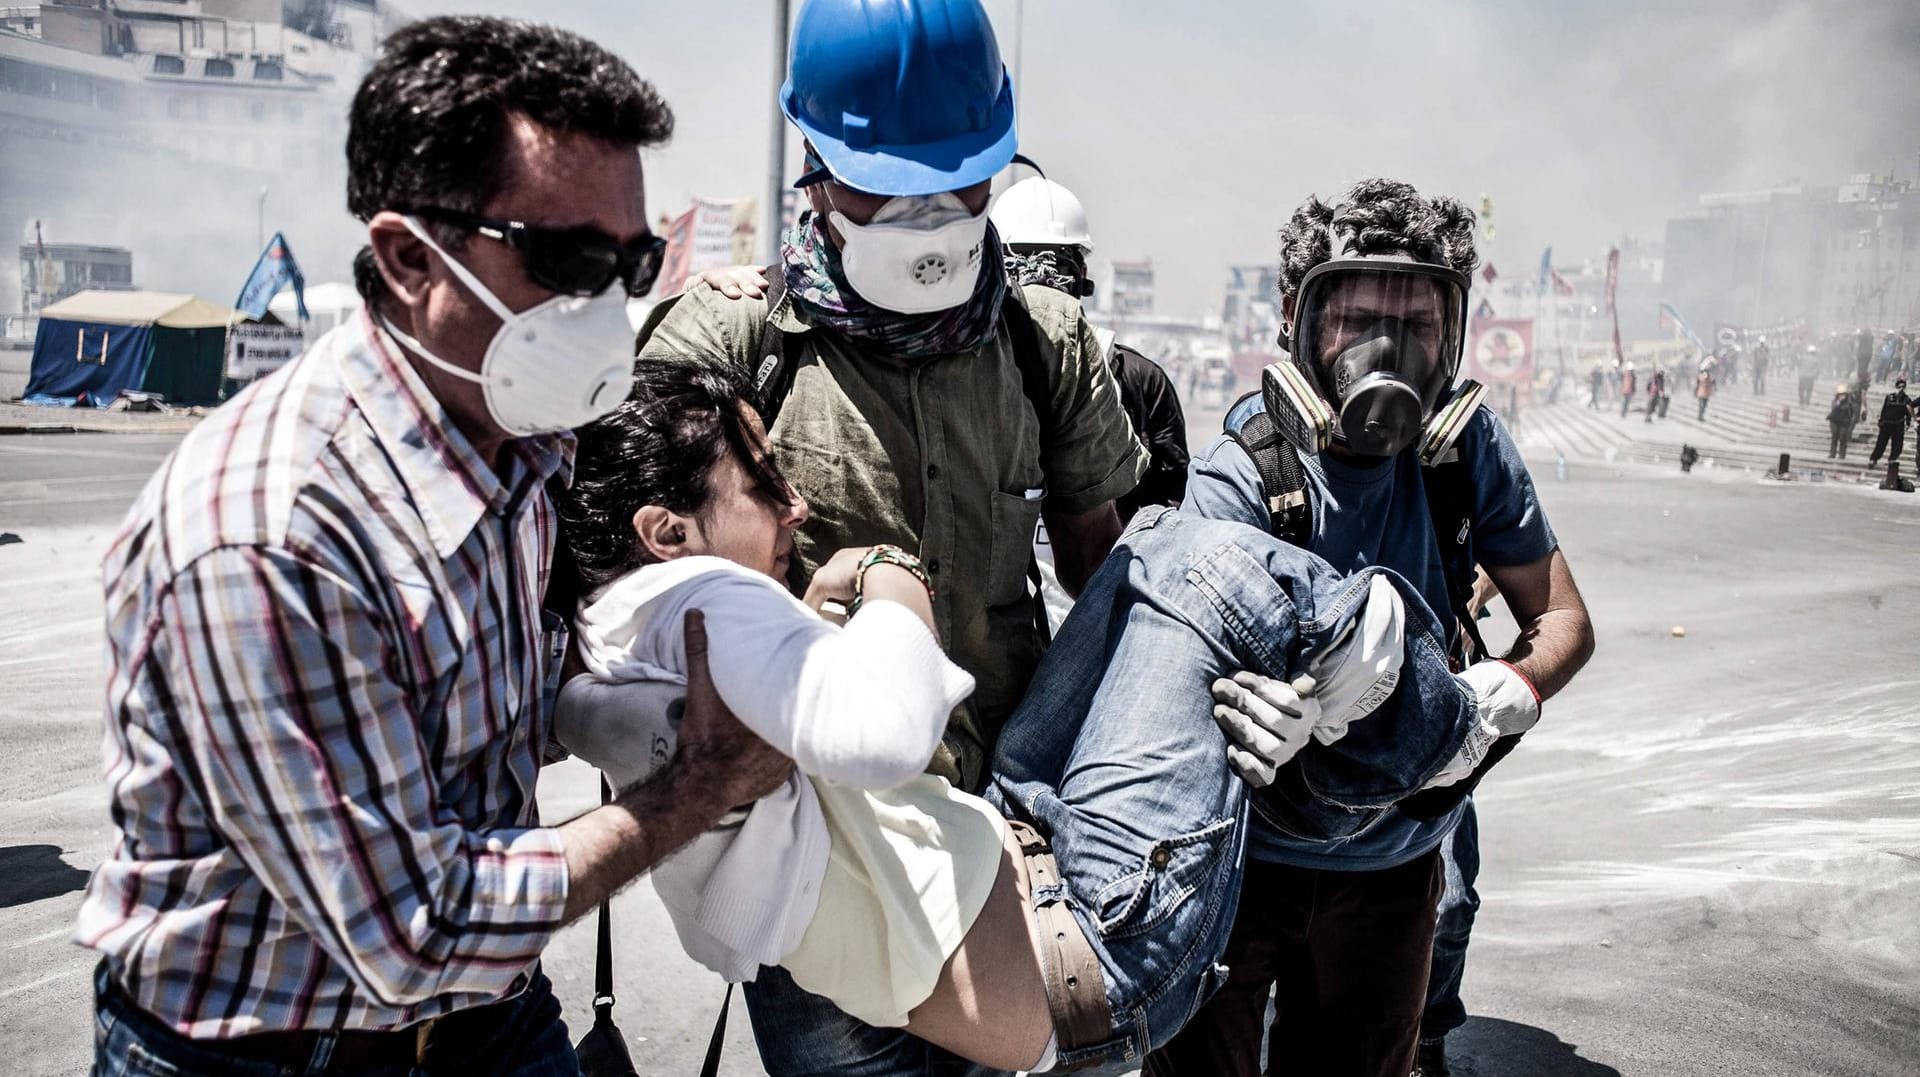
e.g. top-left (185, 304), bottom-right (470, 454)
top-left (256, 187), bottom-right (267, 252)
top-left (1013, 0), bottom-right (1025, 126)
top-left (762, 0), bottom-right (791, 265)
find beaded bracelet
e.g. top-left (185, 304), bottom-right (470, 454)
top-left (848, 543), bottom-right (935, 615)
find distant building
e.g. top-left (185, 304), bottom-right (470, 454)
top-left (19, 240), bottom-right (133, 313)
top-left (1662, 175), bottom-right (1920, 335)
top-left (0, 1), bottom-right (394, 315)
top-left (1102, 258), bottom-right (1154, 318)
top-left (1221, 263), bottom-right (1279, 351)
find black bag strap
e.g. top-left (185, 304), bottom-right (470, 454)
top-left (593, 775), bottom-right (616, 1012)
top-left (699, 985), bottom-right (734, 1077)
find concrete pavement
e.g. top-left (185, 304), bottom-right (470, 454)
top-left (0, 432), bottom-right (1916, 1075)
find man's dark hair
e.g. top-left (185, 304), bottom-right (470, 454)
top-left (346, 16), bottom-right (674, 307)
top-left (1274, 178), bottom-right (1480, 306)
top-left (556, 357), bottom-right (792, 594)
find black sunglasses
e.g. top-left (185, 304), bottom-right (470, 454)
top-left (411, 207), bottom-right (667, 298)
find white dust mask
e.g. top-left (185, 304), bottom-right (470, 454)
top-left (828, 191), bottom-right (989, 314)
top-left (381, 216), bottom-right (634, 437)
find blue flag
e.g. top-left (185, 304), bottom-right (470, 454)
top-left (1659, 302), bottom-right (1708, 352)
top-left (1536, 246), bottom-right (1552, 297)
top-left (236, 232), bottom-right (307, 321)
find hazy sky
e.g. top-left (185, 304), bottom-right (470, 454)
top-left (311, 1), bottom-right (1920, 315)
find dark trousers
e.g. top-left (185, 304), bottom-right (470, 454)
top-left (1619, 394), bottom-right (1633, 418)
top-left (92, 961), bottom-right (581, 1077)
top-left (1869, 423), bottom-right (1905, 464)
top-left (1143, 850), bottom-right (1445, 1077)
top-left (1830, 422), bottom-right (1850, 458)
top-left (1697, 397), bottom-right (1710, 421)
top-left (1799, 379), bottom-right (1815, 405)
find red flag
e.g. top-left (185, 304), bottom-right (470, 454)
top-left (1480, 263), bottom-right (1498, 285)
top-left (1551, 270), bottom-right (1574, 296)
top-left (1606, 247), bottom-right (1624, 364)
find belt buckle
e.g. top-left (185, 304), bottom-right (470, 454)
top-left (414, 1016), bottom-right (439, 1065)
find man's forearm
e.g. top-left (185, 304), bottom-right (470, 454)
top-left (1047, 502), bottom-right (1124, 596)
top-left (557, 761), bottom-right (739, 923)
top-left (1501, 607), bottom-right (1594, 701)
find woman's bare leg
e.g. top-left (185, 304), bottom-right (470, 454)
top-left (903, 823), bottom-right (1053, 1071)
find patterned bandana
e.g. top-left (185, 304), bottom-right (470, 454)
top-left (1003, 248), bottom-right (1085, 296)
top-left (780, 211), bottom-right (1008, 360)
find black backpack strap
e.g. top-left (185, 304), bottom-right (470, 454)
top-left (1398, 452), bottom-right (1513, 821)
top-left (751, 268), bottom-right (795, 422)
top-left (1000, 290), bottom-right (1055, 447)
top-left (1000, 291), bottom-right (1057, 646)
top-left (1223, 394), bottom-right (1312, 545)
top-left (1419, 457), bottom-right (1490, 667)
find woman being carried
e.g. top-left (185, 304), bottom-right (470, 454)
top-left (553, 358), bottom-right (1521, 1073)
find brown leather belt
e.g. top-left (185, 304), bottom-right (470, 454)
top-left (1007, 817), bottom-right (1113, 1063)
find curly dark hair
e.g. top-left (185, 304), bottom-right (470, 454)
top-left (555, 357), bottom-right (792, 595)
top-left (1275, 178), bottom-right (1480, 307)
top-left (346, 16), bottom-right (674, 307)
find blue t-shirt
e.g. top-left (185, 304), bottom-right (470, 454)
top-left (1183, 405), bottom-right (1557, 871)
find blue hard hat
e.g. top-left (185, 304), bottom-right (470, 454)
top-left (781, 0), bottom-right (1017, 197)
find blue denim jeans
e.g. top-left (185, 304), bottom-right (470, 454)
top-left (1420, 797), bottom-right (1482, 1044)
top-left (91, 961), bottom-right (581, 1077)
top-left (744, 508), bottom-right (1476, 1075)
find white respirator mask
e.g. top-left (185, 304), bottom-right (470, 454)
top-left (379, 216), bottom-right (634, 437)
top-left (828, 191), bottom-right (989, 314)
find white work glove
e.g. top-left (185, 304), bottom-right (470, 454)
top-left (1212, 672), bottom-right (1320, 788)
top-left (1302, 576), bottom-right (1406, 745)
top-left (1421, 660), bottom-right (1542, 789)
top-left (1212, 576), bottom-right (1408, 788)
top-left (553, 675), bottom-right (687, 791)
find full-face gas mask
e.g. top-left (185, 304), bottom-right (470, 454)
top-left (1264, 232), bottom-right (1481, 464)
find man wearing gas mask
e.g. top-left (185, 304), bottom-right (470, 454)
top-left (636, 1), bottom-right (1145, 1070)
top-left (1150, 180), bottom-right (1595, 1077)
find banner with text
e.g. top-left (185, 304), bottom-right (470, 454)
top-left (654, 197), bottom-right (756, 297)
top-left (225, 323), bottom-right (304, 380)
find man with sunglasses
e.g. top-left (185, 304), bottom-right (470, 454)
top-left (1147, 179), bottom-right (1594, 1077)
top-left (77, 18), bottom-right (792, 1076)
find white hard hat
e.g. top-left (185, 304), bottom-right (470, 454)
top-left (990, 176), bottom-right (1094, 251)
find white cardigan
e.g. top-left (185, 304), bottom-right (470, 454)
top-left (555, 556), bottom-right (975, 980)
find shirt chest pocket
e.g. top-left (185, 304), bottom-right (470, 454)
top-left (986, 489), bottom-right (1046, 607)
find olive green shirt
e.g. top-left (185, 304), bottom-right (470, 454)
top-left (640, 282), bottom-right (1147, 790)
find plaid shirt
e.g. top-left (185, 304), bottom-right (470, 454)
top-left (74, 313), bottom-right (574, 1036)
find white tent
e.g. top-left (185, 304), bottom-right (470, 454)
top-left (270, 281), bottom-right (363, 345)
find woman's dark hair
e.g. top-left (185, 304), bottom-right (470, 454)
top-left (346, 16), bottom-right (675, 307)
top-left (1275, 178), bottom-right (1480, 306)
top-left (557, 357), bottom-right (791, 593)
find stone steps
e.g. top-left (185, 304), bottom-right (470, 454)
top-left (1520, 371), bottom-right (1891, 482)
